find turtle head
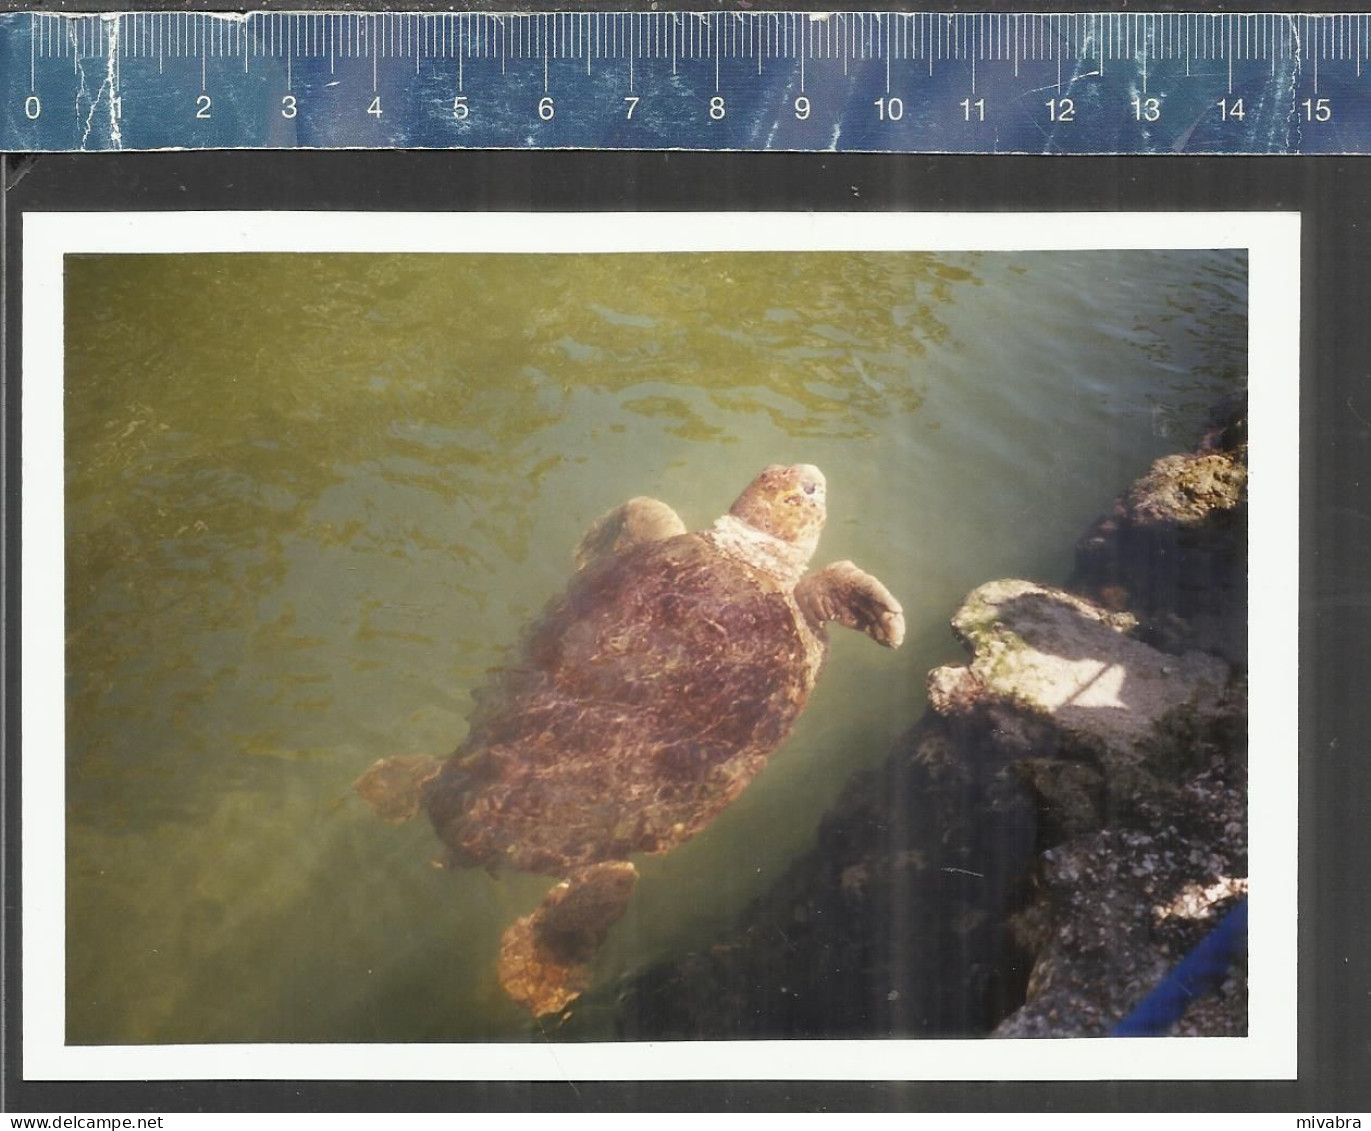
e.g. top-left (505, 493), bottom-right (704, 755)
top-left (729, 463), bottom-right (827, 553)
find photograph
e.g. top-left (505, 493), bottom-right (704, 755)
top-left (19, 212), bottom-right (1296, 1083)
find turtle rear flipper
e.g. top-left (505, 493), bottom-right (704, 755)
top-left (573, 497), bottom-right (686, 571)
top-left (353, 754), bottom-right (443, 823)
top-left (498, 861), bottom-right (639, 1017)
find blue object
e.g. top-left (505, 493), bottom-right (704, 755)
top-left (1113, 898), bottom-right (1249, 1037)
top-left (3, 12), bottom-right (1371, 154)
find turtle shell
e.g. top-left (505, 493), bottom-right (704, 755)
top-left (423, 531), bottom-right (822, 876)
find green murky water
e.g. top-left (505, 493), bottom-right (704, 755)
top-left (63, 248), bottom-right (1246, 1043)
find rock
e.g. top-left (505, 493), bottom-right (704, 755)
top-left (945, 578), bottom-right (1231, 842)
top-left (1073, 396), bottom-right (1248, 662)
top-left (953, 578), bottom-right (1227, 753)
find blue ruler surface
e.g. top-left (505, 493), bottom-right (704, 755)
top-left (3, 10), bottom-right (1371, 153)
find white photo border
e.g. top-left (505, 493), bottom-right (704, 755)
top-left (22, 210), bottom-right (1299, 1082)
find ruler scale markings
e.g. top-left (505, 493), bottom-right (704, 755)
top-left (11, 11), bottom-right (1371, 152)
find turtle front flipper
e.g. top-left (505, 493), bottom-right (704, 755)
top-left (796, 560), bottom-right (906, 648)
top-left (497, 861), bottom-right (639, 1017)
top-left (353, 754), bottom-right (443, 823)
top-left (573, 497), bottom-right (686, 571)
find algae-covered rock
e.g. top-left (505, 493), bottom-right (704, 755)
top-left (952, 579), bottom-right (1228, 756)
top-left (1073, 396), bottom-right (1248, 661)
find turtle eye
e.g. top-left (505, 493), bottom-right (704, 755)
top-left (803, 482), bottom-right (817, 496)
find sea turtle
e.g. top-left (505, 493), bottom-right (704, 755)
top-left (354, 463), bottom-right (905, 1016)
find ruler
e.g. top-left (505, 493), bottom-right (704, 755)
top-left (3, 10), bottom-right (1371, 153)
